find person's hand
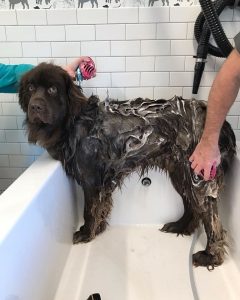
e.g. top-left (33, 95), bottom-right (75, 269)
top-left (189, 138), bottom-right (221, 181)
top-left (62, 57), bottom-right (93, 78)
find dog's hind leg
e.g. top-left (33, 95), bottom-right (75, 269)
top-left (161, 168), bottom-right (199, 235)
top-left (94, 191), bottom-right (113, 236)
top-left (192, 196), bottom-right (227, 269)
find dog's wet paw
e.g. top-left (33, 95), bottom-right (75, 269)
top-left (73, 226), bottom-right (94, 244)
top-left (192, 250), bottom-right (223, 270)
top-left (160, 222), bottom-right (192, 236)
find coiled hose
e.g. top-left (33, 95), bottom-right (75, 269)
top-left (192, 0), bottom-right (235, 94)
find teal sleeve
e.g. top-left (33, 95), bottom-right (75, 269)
top-left (0, 63), bottom-right (34, 93)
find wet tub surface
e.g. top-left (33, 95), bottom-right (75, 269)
top-left (54, 225), bottom-right (240, 300)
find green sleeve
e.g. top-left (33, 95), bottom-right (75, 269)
top-left (0, 63), bottom-right (34, 93)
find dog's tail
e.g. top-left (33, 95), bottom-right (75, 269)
top-left (219, 120), bottom-right (237, 174)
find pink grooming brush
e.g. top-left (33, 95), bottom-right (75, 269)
top-left (79, 57), bottom-right (96, 80)
top-left (200, 163), bottom-right (217, 180)
top-left (76, 57), bottom-right (96, 86)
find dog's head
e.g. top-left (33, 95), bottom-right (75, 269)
top-left (19, 62), bottom-right (87, 125)
top-left (19, 62), bottom-right (87, 146)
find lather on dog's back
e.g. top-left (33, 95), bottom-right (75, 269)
top-left (19, 63), bottom-right (236, 269)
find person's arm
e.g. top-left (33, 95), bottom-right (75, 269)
top-left (0, 63), bottom-right (34, 93)
top-left (189, 48), bottom-right (240, 180)
top-left (0, 57), bottom-right (94, 94)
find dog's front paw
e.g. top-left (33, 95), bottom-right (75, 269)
top-left (192, 250), bottom-right (223, 270)
top-left (73, 226), bottom-right (95, 244)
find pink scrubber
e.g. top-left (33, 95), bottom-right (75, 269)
top-left (79, 57), bottom-right (96, 80)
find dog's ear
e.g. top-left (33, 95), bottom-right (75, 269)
top-left (63, 71), bottom-right (87, 117)
top-left (18, 71), bottom-right (31, 113)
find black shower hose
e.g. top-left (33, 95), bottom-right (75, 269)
top-left (192, 0), bottom-right (236, 94)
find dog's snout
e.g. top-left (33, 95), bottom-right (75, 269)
top-left (30, 103), bottom-right (44, 113)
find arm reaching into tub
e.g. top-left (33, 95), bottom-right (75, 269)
top-left (189, 47), bottom-right (240, 181)
top-left (0, 56), bottom-right (95, 93)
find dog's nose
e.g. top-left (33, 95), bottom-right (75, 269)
top-left (30, 103), bottom-right (43, 113)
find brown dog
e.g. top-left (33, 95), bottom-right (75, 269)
top-left (19, 63), bottom-right (236, 269)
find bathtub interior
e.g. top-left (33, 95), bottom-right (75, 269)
top-left (54, 153), bottom-right (240, 300)
top-left (0, 148), bottom-right (240, 300)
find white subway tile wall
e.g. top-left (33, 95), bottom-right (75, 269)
top-left (47, 9), bottom-right (77, 25)
top-left (77, 8), bottom-right (107, 24)
top-left (0, 11), bottom-right (17, 25)
top-left (0, 27), bottom-right (6, 41)
top-left (66, 25), bottom-right (95, 41)
top-left (139, 7), bottom-right (169, 23)
top-left (6, 26), bottom-right (36, 42)
top-left (35, 26), bottom-right (66, 41)
top-left (108, 8), bottom-right (139, 24)
top-left (16, 10), bottom-right (47, 25)
top-left (0, 6), bottom-right (239, 193)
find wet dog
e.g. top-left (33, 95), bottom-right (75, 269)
top-left (19, 63), bottom-right (236, 269)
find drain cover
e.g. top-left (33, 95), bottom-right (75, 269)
top-left (87, 293), bottom-right (101, 300)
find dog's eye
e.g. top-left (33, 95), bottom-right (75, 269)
top-left (28, 84), bottom-right (35, 92)
top-left (48, 86), bottom-right (57, 95)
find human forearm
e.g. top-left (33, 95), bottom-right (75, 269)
top-left (202, 49), bottom-right (240, 143)
top-left (0, 63), bottom-right (33, 93)
top-left (189, 48), bottom-right (240, 180)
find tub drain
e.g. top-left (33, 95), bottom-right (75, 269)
top-left (141, 177), bottom-right (151, 186)
top-left (87, 293), bottom-right (101, 300)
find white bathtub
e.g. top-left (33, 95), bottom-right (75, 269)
top-left (0, 148), bottom-right (240, 300)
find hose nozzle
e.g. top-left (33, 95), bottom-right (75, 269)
top-left (192, 57), bottom-right (207, 94)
